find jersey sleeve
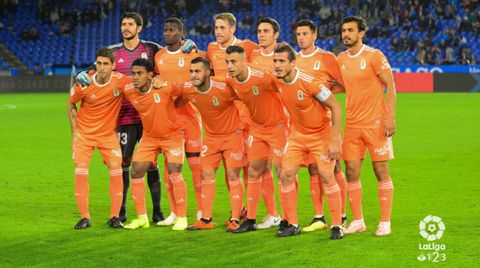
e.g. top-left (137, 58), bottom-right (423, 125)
top-left (264, 72), bottom-right (279, 92)
top-left (326, 54), bottom-right (343, 84)
top-left (242, 40), bottom-right (260, 62)
top-left (69, 84), bottom-right (85, 104)
top-left (166, 81), bottom-right (184, 97)
top-left (372, 50), bottom-right (392, 75)
top-left (154, 50), bottom-right (162, 75)
top-left (119, 75), bottom-right (134, 95)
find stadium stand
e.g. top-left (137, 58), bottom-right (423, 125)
top-left (0, 0), bottom-right (478, 74)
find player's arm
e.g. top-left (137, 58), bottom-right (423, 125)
top-left (67, 87), bottom-right (81, 150)
top-left (315, 84), bottom-right (342, 160)
top-left (328, 55), bottom-right (345, 94)
top-left (378, 70), bottom-right (396, 137)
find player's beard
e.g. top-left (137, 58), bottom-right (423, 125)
top-left (343, 37), bottom-right (358, 48)
top-left (123, 31), bottom-right (137, 41)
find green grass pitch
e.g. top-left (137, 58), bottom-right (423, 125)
top-left (0, 92), bottom-right (478, 267)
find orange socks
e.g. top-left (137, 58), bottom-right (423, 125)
top-left (335, 171), bottom-right (347, 216)
top-left (323, 180), bottom-right (342, 226)
top-left (309, 174), bottom-right (324, 216)
top-left (187, 157), bottom-right (202, 211)
top-left (262, 171), bottom-right (278, 216)
top-left (280, 182), bottom-right (297, 225)
top-left (246, 177), bottom-right (262, 219)
top-left (201, 179), bottom-right (216, 219)
top-left (170, 173), bottom-right (187, 217)
top-left (164, 171), bottom-right (177, 215)
top-left (378, 178), bottom-right (394, 222)
top-left (74, 167), bottom-right (90, 219)
top-left (347, 180), bottom-right (364, 221)
top-left (229, 179), bottom-right (244, 220)
top-left (109, 168), bottom-right (124, 218)
top-left (131, 177), bottom-right (147, 216)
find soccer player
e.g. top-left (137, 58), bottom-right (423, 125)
top-left (123, 58), bottom-right (188, 231)
top-left (225, 45), bottom-right (287, 233)
top-left (175, 57), bottom-right (245, 232)
top-left (68, 47), bottom-right (132, 229)
top-left (273, 45), bottom-right (344, 239)
top-left (153, 17), bottom-right (204, 226)
top-left (337, 16), bottom-right (396, 236)
top-left (294, 19), bottom-right (347, 232)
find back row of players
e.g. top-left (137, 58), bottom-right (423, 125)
top-left (68, 12), bottom-right (396, 240)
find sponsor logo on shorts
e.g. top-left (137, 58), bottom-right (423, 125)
top-left (320, 154), bottom-right (332, 164)
top-left (374, 142), bottom-right (390, 156)
top-left (169, 147), bottom-right (184, 157)
top-left (112, 149), bottom-right (122, 158)
top-left (188, 138), bottom-right (202, 147)
top-left (230, 151), bottom-right (243, 161)
top-left (273, 148), bottom-right (284, 157)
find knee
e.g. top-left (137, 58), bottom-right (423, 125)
top-left (280, 169), bottom-right (296, 184)
top-left (247, 165), bottom-right (263, 180)
top-left (308, 164), bottom-right (318, 175)
top-left (201, 169), bottom-right (215, 181)
top-left (334, 160), bottom-right (343, 173)
top-left (130, 165), bottom-right (144, 179)
top-left (167, 164), bottom-right (182, 174)
top-left (226, 169), bottom-right (240, 181)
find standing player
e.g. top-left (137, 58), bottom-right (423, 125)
top-left (337, 16), bottom-right (396, 236)
top-left (225, 46), bottom-right (287, 233)
top-left (175, 57), bottom-right (245, 232)
top-left (123, 58), bottom-right (188, 231)
top-left (153, 17), bottom-right (204, 225)
top-left (273, 45), bottom-right (344, 239)
top-left (294, 19), bottom-right (347, 232)
top-left (68, 47), bottom-right (132, 229)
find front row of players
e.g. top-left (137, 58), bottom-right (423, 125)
top-left (68, 44), bottom-right (345, 239)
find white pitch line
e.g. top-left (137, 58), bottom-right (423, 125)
top-left (0, 104), bottom-right (17, 110)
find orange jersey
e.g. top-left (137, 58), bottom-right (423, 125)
top-left (70, 72), bottom-right (132, 137)
top-left (181, 77), bottom-right (241, 136)
top-left (250, 49), bottom-right (274, 72)
top-left (337, 45), bottom-right (392, 128)
top-left (226, 67), bottom-right (287, 130)
top-left (296, 47), bottom-right (343, 85)
top-left (274, 69), bottom-right (331, 134)
top-left (206, 37), bottom-right (259, 77)
top-left (154, 47), bottom-right (204, 120)
top-left (124, 82), bottom-right (181, 138)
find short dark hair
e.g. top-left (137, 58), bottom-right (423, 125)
top-left (256, 17), bottom-right (280, 34)
top-left (164, 17), bottom-right (186, 34)
top-left (274, 45), bottom-right (296, 62)
top-left (294, 19), bottom-right (317, 34)
top-left (121, 12), bottom-right (143, 27)
top-left (342, 16), bottom-right (368, 32)
top-left (191, 57), bottom-right (211, 70)
top-left (132, 58), bottom-right (153, 72)
top-left (226, 45), bottom-right (245, 55)
top-left (96, 47), bottom-right (115, 63)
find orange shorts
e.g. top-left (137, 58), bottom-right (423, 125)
top-left (201, 130), bottom-right (245, 169)
top-left (282, 129), bottom-right (335, 172)
top-left (133, 134), bottom-right (185, 164)
top-left (179, 113), bottom-right (202, 153)
top-left (72, 133), bottom-right (122, 165)
top-left (247, 124), bottom-right (288, 163)
top-left (342, 127), bottom-right (394, 161)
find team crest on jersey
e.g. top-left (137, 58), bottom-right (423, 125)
top-left (360, 59), bottom-right (367, 70)
top-left (252, 86), bottom-right (259, 96)
top-left (314, 60), bottom-right (321, 70)
top-left (178, 57), bottom-right (185, 67)
top-left (141, 52), bottom-right (148, 59)
top-left (212, 96), bottom-right (219, 106)
top-left (154, 93), bottom-right (161, 103)
top-left (113, 89), bottom-right (120, 96)
top-left (297, 90), bottom-right (304, 100)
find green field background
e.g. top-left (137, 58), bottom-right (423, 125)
top-left (0, 93), bottom-right (478, 267)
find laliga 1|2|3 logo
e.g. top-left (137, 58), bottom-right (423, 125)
top-left (417, 215), bottom-right (447, 263)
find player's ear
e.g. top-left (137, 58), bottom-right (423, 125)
top-left (273, 31), bottom-right (280, 41)
top-left (137, 25), bottom-right (143, 34)
top-left (148, 71), bottom-right (153, 79)
top-left (231, 24), bottom-right (236, 34)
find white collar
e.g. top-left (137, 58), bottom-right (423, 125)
top-left (167, 48), bottom-right (182, 54)
top-left (195, 78), bottom-right (213, 94)
top-left (234, 67), bottom-right (251, 84)
top-left (219, 36), bottom-right (238, 50)
top-left (284, 68), bottom-right (299, 85)
top-left (300, 47), bottom-right (319, 58)
top-left (93, 73), bottom-right (113, 87)
top-left (347, 44), bottom-right (366, 58)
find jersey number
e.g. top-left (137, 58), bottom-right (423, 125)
top-left (117, 132), bottom-right (128, 145)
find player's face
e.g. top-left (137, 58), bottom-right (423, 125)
top-left (273, 52), bottom-right (294, 79)
top-left (225, 52), bottom-right (246, 78)
top-left (257, 23), bottom-right (278, 48)
top-left (121, 18), bottom-right (142, 40)
top-left (131, 65), bottom-right (152, 89)
top-left (342, 22), bottom-right (364, 47)
top-left (190, 62), bottom-right (210, 87)
top-left (164, 22), bottom-right (183, 46)
top-left (296, 26), bottom-right (317, 50)
top-left (95, 56), bottom-right (115, 80)
top-left (215, 19), bottom-right (235, 45)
